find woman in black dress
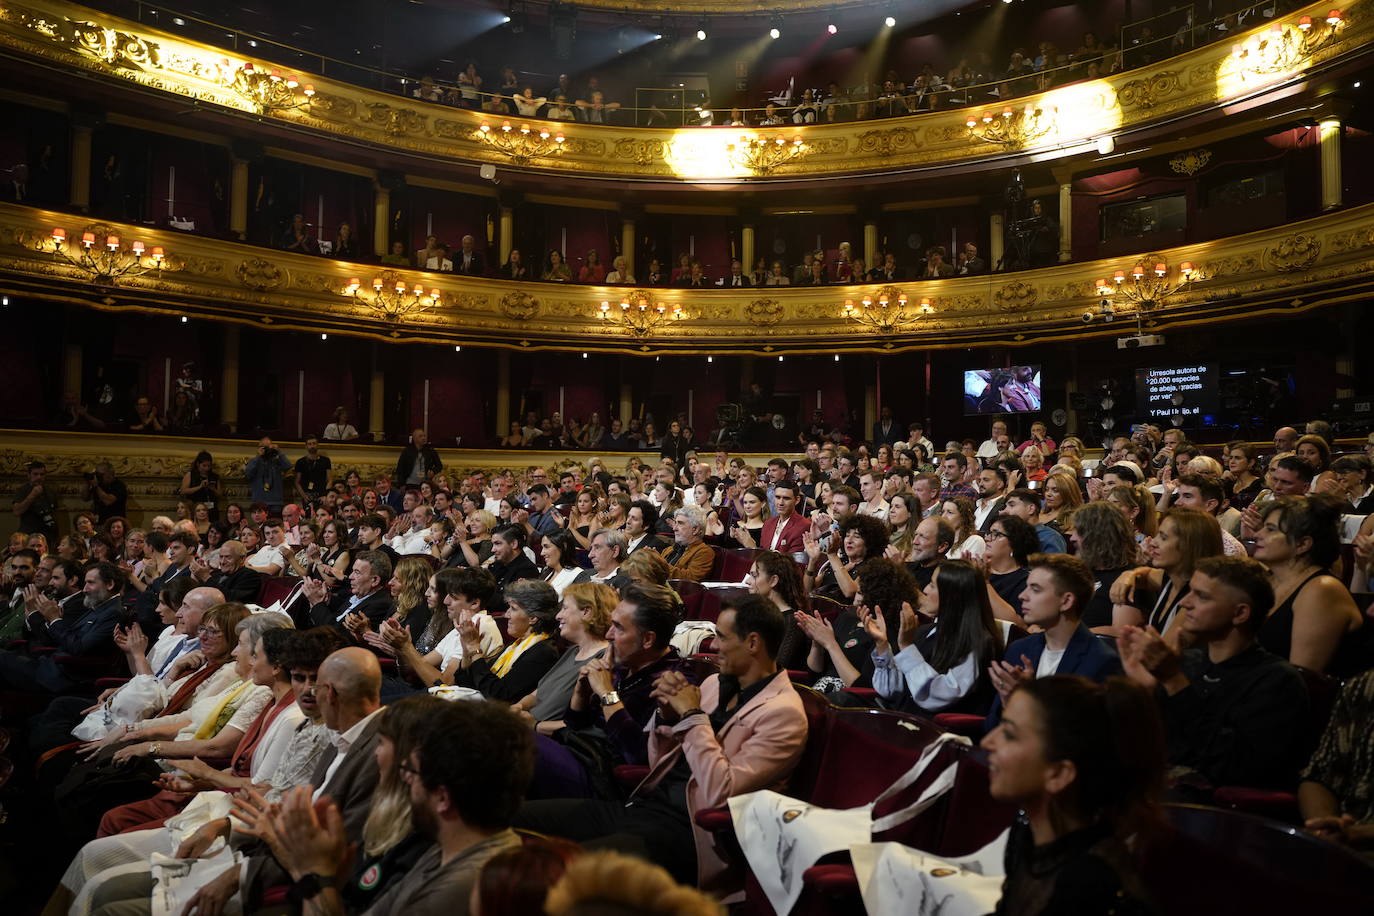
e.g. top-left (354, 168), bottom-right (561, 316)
top-left (984, 675), bottom-right (1163, 916)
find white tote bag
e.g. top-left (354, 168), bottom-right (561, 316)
top-left (71, 674), bottom-right (168, 741)
top-left (729, 732), bottom-right (970, 915)
top-left (851, 831), bottom-right (1007, 916)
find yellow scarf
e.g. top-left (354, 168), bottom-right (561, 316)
top-left (193, 678), bottom-right (254, 740)
top-left (492, 633), bottom-right (547, 678)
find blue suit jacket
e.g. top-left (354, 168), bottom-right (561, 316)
top-left (985, 623), bottom-right (1122, 729)
top-left (35, 594), bottom-right (123, 692)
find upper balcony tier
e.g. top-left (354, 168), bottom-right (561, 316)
top-left (4, 198), bottom-right (1371, 355)
top-left (1, 0), bottom-right (1369, 186)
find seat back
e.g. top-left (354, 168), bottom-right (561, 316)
top-left (808, 593), bottom-right (850, 623)
top-left (929, 747), bottom-right (1016, 857)
top-left (717, 547), bottom-right (760, 583)
top-left (786, 685), bottom-right (833, 801)
top-left (1143, 804), bottom-right (1374, 915)
top-left (668, 578), bottom-right (709, 620)
top-left (1296, 665), bottom-right (1340, 752)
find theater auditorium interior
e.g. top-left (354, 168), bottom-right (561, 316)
top-left (1, 0), bottom-right (1374, 913)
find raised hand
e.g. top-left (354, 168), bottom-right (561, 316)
top-left (858, 604), bottom-right (889, 654)
top-left (897, 601), bottom-right (921, 650)
top-left (988, 654), bottom-right (1035, 702)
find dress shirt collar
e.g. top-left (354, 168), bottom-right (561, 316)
top-left (330, 706), bottom-right (383, 754)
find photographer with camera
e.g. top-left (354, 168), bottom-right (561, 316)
top-left (83, 461), bottom-right (127, 524)
top-left (245, 436), bottom-right (292, 515)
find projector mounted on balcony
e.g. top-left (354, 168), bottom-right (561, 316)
top-left (1117, 334), bottom-right (1166, 349)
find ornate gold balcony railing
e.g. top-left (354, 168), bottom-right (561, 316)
top-left (0, 201), bottom-right (1369, 355)
top-left (0, 0), bottom-right (1367, 182)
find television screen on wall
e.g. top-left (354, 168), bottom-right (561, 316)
top-left (964, 367), bottom-right (1042, 415)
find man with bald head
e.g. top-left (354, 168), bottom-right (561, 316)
top-left (1273, 426), bottom-right (1299, 457)
top-left (190, 539), bottom-right (262, 605)
top-left (191, 647), bottom-right (385, 911)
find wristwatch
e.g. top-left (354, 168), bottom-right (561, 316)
top-left (287, 873), bottom-right (329, 905)
top-left (599, 690), bottom-right (621, 708)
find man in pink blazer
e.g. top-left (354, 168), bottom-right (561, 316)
top-left (756, 480), bottom-right (810, 555)
top-left (641, 596), bottom-right (807, 892)
top-left (510, 595), bottom-right (807, 897)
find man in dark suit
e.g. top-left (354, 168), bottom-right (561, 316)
top-left (956, 242), bottom-right (987, 276)
top-left (488, 524), bottom-right (539, 613)
top-left (132, 530), bottom-right (197, 636)
top-left (0, 561), bottom-right (124, 696)
top-left (872, 405), bottom-right (902, 448)
top-left (574, 530), bottom-right (632, 591)
top-left (758, 481), bottom-right (810, 555)
top-left (624, 501), bottom-right (668, 555)
top-left (305, 549), bottom-right (395, 631)
top-left (974, 467), bottom-right (1009, 534)
top-left (453, 235), bottom-right (486, 276)
top-left (394, 427), bottom-right (443, 489)
top-left (985, 554), bottom-right (1122, 729)
top-left (191, 540), bottom-right (264, 604)
top-left (719, 259), bottom-right (751, 288)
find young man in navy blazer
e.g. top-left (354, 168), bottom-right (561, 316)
top-left (985, 553), bottom-right (1122, 729)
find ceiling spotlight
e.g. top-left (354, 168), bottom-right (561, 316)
top-left (180, 315), bottom-right (188, 323)
top-left (320, 333), bottom-right (328, 340)
top-left (454, 345), bottom-right (462, 352)
top-left (172, 17), bottom-right (185, 25)
top-left (653, 33), bottom-right (662, 40)
top-left (502, 15), bottom-right (511, 23)
top-left (827, 23), bottom-right (838, 35)
top-left (696, 28), bottom-right (707, 40)
top-left (1356, 80), bottom-right (1363, 88)
top-left (884, 16), bottom-right (896, 27)
top-left (769, 27), bottom-right (780, 39)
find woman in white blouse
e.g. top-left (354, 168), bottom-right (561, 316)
top-left (52, 623), bottom-right (333, 916)
top-left (539, 529), bottom-right (583, 598)
top-left (513, 86), bottom-right (547, 116)
top-left (323, 406), bottom-right (359, 441)
top-left (866, 560), bottom-right (1002, 714)
top-left (604, 255), bottom-right (635, 285)
top-left (942, 496), bottom-right (987, 561)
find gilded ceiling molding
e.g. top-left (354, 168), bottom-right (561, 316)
top-left (0, 0), bottom-right (1367, 182)
top-left (3, 201), bottom-right (1374, 354)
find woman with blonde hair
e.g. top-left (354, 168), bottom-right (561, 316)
top-left (1021, 446), bottom-right (1048, 483)
top-left (512, 581), bottom-right (615, 734)
top-left (347, 556), bottom-right (431, 646)
top-left (446, 509), bottom-right (496, 568)
top-left (345, 695), bottom-right (443, 910)
top-left (1107, 483), bottom-right (1158, 555)
top-left (621, 547), bottom-right (671, 587)
top-left (544, 850), bottom-right (723, 916)
top-left (1039, 470), bottom-right (1083, 534)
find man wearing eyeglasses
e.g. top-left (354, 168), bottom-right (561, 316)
top-left (305, 550), bottom-right (395, 632)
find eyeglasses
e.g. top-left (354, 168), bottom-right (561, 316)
top-left (985, 530), bottom-right (1007, 541)
top-left (197, 626), bottom-right (223, 638)
top-left (398, 760), bottom-right (421, 780)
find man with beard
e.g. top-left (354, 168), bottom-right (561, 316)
top-left (0, 561), bottom-right (124, 695)
top-left (22, 557), bottom-right (84, 647)
top-left (265, 697), bottom-right (528, 916)
top-left (658, 507), bottom-right (714, 583)
top-left (906, 516), bottom-right (955, 590)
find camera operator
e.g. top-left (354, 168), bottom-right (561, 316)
top-left (245, 436), bottom-right (292, 516)
top-left (83, 461), bottom-right (127, 524)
